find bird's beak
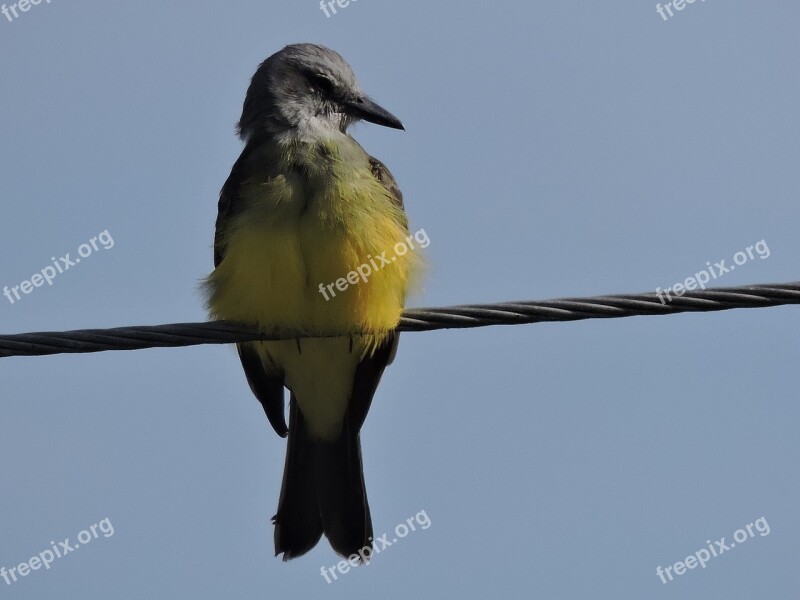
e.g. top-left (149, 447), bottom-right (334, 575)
top-left (346, 96), bottom-right (405, 130)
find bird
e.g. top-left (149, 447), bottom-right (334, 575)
top-left (204, 44), bottom-right (422, 561)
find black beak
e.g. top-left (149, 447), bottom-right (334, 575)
top-left (346, 96), bottom-right (405, 130)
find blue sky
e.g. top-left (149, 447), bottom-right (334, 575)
top-left (1, 1), bottom-right (798, 598)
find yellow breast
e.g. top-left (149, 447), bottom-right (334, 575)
top-left (205, 142), bottom-right (422, 350)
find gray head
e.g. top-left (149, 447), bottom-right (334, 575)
top-left (237, 43), bottom-right (403, 141)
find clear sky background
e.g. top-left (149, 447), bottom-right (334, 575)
top-left (1, 1), bottom-right (798, 598)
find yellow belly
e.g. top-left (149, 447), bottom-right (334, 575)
top-left (206, 185), bottom-right (416, 340)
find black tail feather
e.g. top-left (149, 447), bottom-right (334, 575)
top-left (273, 396), bottom-right (323, 560)
top-left (273, 396), bottom-right (372, 561)
top-left (272, 335), bottom-right (398, 560)
top-left (316, 419), bottom-right (372, 559)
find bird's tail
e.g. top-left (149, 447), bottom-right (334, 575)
top-left (273, 394), bottom-right (372, 560)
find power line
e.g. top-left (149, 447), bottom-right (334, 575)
top-left (1, 281), bottom-right (798, 359)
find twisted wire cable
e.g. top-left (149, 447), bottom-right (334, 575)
top-left (1, 281), bottom-right (798, 358)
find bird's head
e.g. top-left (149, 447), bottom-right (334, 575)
top-left (237, 43), bottom-right (404, 141)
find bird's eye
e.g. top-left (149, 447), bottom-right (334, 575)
top-left (311, 74), bottom-right (335, 94)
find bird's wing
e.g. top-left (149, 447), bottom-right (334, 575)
top-left (214, 140), bottom-right (289, 438)
top-left (368, 155), bottom-right (405, 211)
top-left (214, 139), bottom-right (264, 268)
top-left (346, 155), bottom-right (406, 432)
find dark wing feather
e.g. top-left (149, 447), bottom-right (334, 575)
top-left (215, 139), bottom-right (261, 268)
top-left (369, 156), bottom-right (405, 210)
top-left (345, 156), bottom-right (407, 432)
top-left (214, 139), bottom-right (288, 437)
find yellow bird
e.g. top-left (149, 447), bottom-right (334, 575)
top-left (204, 44), bottom-right (422, 560)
